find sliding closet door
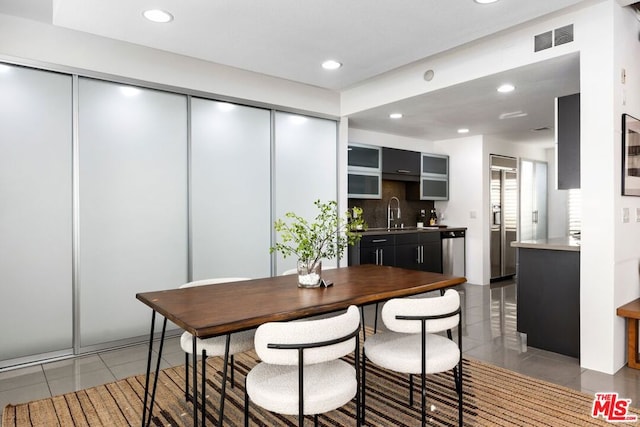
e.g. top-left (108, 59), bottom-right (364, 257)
top-left (0, 65), bottom-right (72, 363)
top-left (78, 79), bottom-right (188, 348)
top-left (191, 99), bottom-right (271, 279)
top-left (273, 112), bottom-right (337, 274)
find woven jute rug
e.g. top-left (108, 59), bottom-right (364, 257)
top-left (3, 351), bottom-right (639, 426)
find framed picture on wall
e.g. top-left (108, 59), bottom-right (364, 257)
top-left (622, 113), bottom-right (640, 196)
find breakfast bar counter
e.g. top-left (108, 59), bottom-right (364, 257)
top-left (511, 237), bottom-right (581, 358)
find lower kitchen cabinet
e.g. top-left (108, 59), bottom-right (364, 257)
top-left (357, 234), bottom-right (395, 266)
top-left (395, 232), bottom-right (442, 273)
top-left (350, 231), bottom-right (443, 273)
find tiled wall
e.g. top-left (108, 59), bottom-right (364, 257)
top-left (348, 180), bottom-right (434, 229)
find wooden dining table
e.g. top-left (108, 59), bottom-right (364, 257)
top-left (136, 264), bottom-right (466, 427)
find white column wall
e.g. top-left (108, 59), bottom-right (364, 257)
top-left (611, 3), bottom-right (640, 372)
top-left (433, 136), bottom-right (485, 285)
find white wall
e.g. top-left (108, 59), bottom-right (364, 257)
top-left (611, 2), bottom-right (640, 371)
top-left (433, 136), bottom-right (485, 285)
top-left (341, 3), bottom-right (584, 116)
top-left (348, 128), bottom-right (435, 152)
top-left (0, 14), bottom-right (340, 117)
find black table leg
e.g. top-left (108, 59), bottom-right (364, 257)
top-left (193, 336), bottom-right (198, 426)
top-left (142, 312), bottom-right (167, 427)
top-left (141, 311), bottom-right (156, 427)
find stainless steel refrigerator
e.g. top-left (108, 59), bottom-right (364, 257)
top-left (490, 155), bottom-right (518, 281)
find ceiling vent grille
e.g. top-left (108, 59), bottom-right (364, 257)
top-left (534, 24), bottom-right (574, 52)
top-left (554, 24), bottom-right (574, 46)
top-left (534, 31), bottom-right (553, 52)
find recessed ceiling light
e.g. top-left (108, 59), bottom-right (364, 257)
top-left (474, 0), bottom-right (499, 4)
top-left (322, 60), bottom-right (342, 70)
top-left (457, 128), bottom-right (470, 134)
top-left (389, 113), bottom-right (403, 119)
top-left (143, 9), bottom-right (174, 23)
top-left (499, 111), bottom-right (528, 120)
top-left (497, 83), bottom-right (515, 93)
top-left (217, 102), bottom-right (236, 111)
top-left (120, 86), bottom-right (141, 97)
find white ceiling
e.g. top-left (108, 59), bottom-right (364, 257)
top-left (0, 0), bottom-right (589, 142)
top-left (349, 53), bottom-right (581, 143)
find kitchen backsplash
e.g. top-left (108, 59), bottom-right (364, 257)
top-left (348, 180), bottom-right (435, 229)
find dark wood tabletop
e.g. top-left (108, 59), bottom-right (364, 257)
top-left (136, 264), bottom-right (466, 339)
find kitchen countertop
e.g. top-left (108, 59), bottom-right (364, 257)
top-left (510, 236), bottom-right (580, 252)
top-left (355, 226), bottom-right (467, 236)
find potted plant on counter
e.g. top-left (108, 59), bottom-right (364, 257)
top-left (270, 200), bottom-right (366, 287)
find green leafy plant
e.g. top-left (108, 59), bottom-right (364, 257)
top-left (270, 200), bottom-right (366, 271)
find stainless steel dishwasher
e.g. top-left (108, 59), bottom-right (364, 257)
top-left (441, 229), bottom-right (466, 277)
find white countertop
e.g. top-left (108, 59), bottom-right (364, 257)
top-left (510, 236), bottom-right (580, 252)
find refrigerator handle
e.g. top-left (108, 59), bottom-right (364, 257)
top-left (493, 211), bottom-right (501, 225)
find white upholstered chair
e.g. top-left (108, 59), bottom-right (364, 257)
top-left (362, 289), bottom-right (463, 427)
top-left (179, 277), bottom-right (254, 426)
top-left (244, 305), bottom-right (361, 427)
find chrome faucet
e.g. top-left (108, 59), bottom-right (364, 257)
top-left (387, 196), bottom-right (401, 229)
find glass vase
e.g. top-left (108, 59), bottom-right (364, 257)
top-left (297, 259), bottom-right (322, 288)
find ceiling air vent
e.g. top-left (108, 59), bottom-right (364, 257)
top-left (554, 24), bottom-right (574, 46)
top-left (534, 31), bottom-right (553, 52)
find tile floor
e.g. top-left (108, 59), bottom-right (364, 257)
top-left (1, 280), bottom-right (640, 426)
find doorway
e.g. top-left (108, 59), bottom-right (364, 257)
top-left (519, 159), bottom-right (548, 242)
top-left (490, 155), bottom-right (518, 282)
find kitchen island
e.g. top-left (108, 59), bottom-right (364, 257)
top-left (511, 237), bottom-right (580, 358)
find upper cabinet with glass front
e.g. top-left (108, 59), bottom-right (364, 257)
top-left (348, 143), bottom-right (381, 199)
top-left (421, 153), bottom-right (449, 200)
top-left (408, 153), bottom-right (449, 201)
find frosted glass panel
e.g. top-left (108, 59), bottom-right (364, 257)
top-left (191, 99), bottom-right (271, 279)
top-left (274, 113), bottom-right (337, 274)
top-left (78, 79), bottom-right (188, 347)
top-left (0, 65), bottom-right (73, 361)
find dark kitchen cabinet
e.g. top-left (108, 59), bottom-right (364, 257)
top-left (350, 231), bottom-right (443, 273)
top-left (356, 234), bottom-right (395, 266)
top-left (408, 153), bottom-right (449, 201)
top-left (556, 93), bottom-right (580, 189)
top-left (394, 233), bottom-right (420, 270)
top-left (382, 147), bottom-right (420, 181)
top-left (420, 231), bottom-right (443, 273)
top-left (348, 143), bottom-right (381, 199)
top-left (395, 232), bottom-right (442, 273)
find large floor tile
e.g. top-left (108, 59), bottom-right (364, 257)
top-left (46, 368), bottom-right (116, 396)
top-left (42, 355), bottom-right (108, 381)
top-left (98, 344), bottom-right (151, 368)
top-left (0, 382), bottom-right (51, 409)
top-left (0, 366), bottom-right (46, 393)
